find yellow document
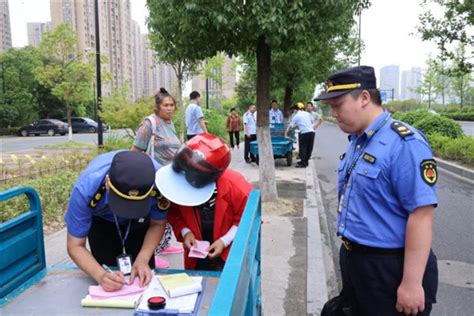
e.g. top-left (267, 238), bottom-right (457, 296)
top-left (157, 273), bottom-right (202, 298)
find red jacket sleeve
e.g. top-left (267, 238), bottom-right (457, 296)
top-left (166, 204), bottom-right (186, 242)
top-left (226, 170), bottom-right (253, 226)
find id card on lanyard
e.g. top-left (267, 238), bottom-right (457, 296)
top-left (114, 215), bottom-right (132, 277)
top-left (337, 114), bottom-right (390, 213)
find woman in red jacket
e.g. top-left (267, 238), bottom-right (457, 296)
top-left (155, 134), bottom-right (253, 271)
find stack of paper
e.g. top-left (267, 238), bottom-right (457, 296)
top-left (189, 240), bottom-right (210, 258)
top-left (136, 275), bottom-right (203, 314)
top-left (157, 273), bottom-right (202, 298)
top-left (81, 277), bottom-right (147, 309)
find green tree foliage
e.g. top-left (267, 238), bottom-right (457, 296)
top-left (0, 47), bottom-right (42, 127)
top-left (416, 57), bottom-right (443, 109)
top-left (416, 0), bottom-right (473, 76)
top-left (146, 0), bottom-right (368, 200)
top-left (35, 23), bottom-right (94, 140)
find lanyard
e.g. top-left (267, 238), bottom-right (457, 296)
top-left (113, 214), bottom-right (132, 254)
top-left (339, 114), bottom-right (391, 199)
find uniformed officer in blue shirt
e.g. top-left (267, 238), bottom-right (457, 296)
top-left (65, 150), bottom-right (168, 292)
top-left (315, 66), bottom-right (438, 315)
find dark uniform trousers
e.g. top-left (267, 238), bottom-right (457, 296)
top-left (299, 131), bottom-right (315, 166)
top-left (88, 216), bottom-right (155, 269)
top-left (244, 134), bottom-right (257, 162)
top-left (340, 245), bottom-right (438, 316)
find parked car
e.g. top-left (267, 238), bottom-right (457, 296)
top-left (18, 119), bottom-right (68, 137)
top-left (61, 117), bottom-right (107, 133)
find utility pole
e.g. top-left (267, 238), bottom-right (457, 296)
top-left (95, 0), bottom-right (103, 147)
top-left (205, 60), bottom-right (209, 109)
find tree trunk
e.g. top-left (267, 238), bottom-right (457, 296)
top-left (67, 103), bottom-right (73, 141)
top-left (460, 76), bottom-right (464, 109)
top-left (177, 73), bottom-right (185, 143)
top-left (256, 35), bottom-right (278, 202)
top-left (283, 84), bottom-right (294, 119)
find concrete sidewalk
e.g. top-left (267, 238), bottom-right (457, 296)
top-left (44, 145), bottom-right (330, 315)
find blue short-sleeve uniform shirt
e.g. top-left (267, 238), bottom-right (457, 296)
top-left (65, 150), bottom-right (167, 239)
top-left (337, 112), bottom-right (438, 248)
top-left (185, 103), bottom-right (204, 135)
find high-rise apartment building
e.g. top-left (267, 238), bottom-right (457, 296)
top-left (50, 0), bottom-right (134, 98)
top-left (27, 22), bottom-right (52, 47)
top-left (380, 65), bottom-right (400, 100)
top-left (192, 55), bottom-right (237, 101)
top-left (401, 67), bottom-right (422, 101)
top-left (0, 0), bottom-right (12, 52)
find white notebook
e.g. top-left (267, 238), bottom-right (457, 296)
top-left (136, 275), bottom-right (202, 314)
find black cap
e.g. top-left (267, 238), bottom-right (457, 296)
top-left (314, 66), bottom-right (377, 101)
top-left (108, 151), bottom-right (155, 219)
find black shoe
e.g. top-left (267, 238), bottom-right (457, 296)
top-left (245, 159), bottom-right (251, 163)
top-left (295, 164), bottom-right (305, 168)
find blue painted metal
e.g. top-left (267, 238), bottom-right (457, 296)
top-left (208, 190), bottom-right (262, 316)
top-left (0, 186), bottom-right (46, 304)
top-left (250, 123), bottom-right (295, 163)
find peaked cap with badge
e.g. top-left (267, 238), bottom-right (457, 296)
top-left (314, 66), bottom-right (377, 101)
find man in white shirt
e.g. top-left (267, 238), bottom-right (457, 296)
top-left (306, 102), bottom-right (324, 128)
top-left (269, 100), bottom-right (283, 128)
top-left (243, 104), bottom-right (257, 163)
top-left (285, 102), bottom-right (315, 168)
top-left (185, 91), bottom-right (208, 140)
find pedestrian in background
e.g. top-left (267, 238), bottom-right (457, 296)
top-left (243, 104), bottom-right (257, 163)
top-left (285, 102), bottom-right (314, 168)
top-left (306, 102), bottom-right (324, 129)
top-left (269, 99), bottom-right (283, 128)
top-left (185, 91), bottom-right (208, 140)
top-left (226, 107), bottom-right (242, 149)
top-left (132, 87), bottom-right (183, 268)
top-left (315, 65), bottom-right (438, 315)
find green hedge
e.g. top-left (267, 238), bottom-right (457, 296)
top-left (428, 133), bottom-right (474, 166)
top-left (0, 127), bottom-right (19, 136)
top-left (0, 170), bottom-right (79, 223)
top-left (441, 112), bottom-right (474, 121)
top-left (413, 115), bottom-right (464, 138)
top-left (392, 110), bottom-right (434, 125)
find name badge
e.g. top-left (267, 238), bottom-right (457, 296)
top-left (116, 254), bottom-right (132, 276)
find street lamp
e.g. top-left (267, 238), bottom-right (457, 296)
top-left (94, 0), bottom-right (103, 147)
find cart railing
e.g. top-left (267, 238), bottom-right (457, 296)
top-left (0, 186), bottom-right (46, 302)
top-left (209, 189), bottom-right (262, 315)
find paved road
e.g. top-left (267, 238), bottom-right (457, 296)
top-left (0, 129), bottom-right (130, 153)
top-left (458, 121), bottom-right (474, 136)
top-left (314, 122), bottom-right (474, 315)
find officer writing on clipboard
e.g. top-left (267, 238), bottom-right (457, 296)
top-left (315, 66), bottom-right (438, 315)
top-left (65, 150), bottom-right (168, 291)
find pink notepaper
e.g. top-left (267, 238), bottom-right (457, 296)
top-left (188, 240), bottom-right (210, 259)
top-left (89, 277), bottom-right (146, 299)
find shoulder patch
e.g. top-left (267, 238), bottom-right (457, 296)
top-left (391, 121), bottom-right (414, 138)
top-left (363, 152), bottom-right (376, 164)
top-left (420, 159), bottom-right (437, 186)
top-left (339, 153), bottom-right (346, 160)
top-left (89, 184), bottom-right (106, 208)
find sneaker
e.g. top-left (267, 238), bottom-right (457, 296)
top-left (155, 256), bottom-right (170, 269)
top-left (161, 245), bottom-right (184, 255)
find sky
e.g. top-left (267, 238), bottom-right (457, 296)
top-left (9, 0), bottom-right (438, 77)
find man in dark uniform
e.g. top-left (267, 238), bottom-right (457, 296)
top-left (65, 150), bottom-right (168, 291)
top-left (315, 66), bottom-right (438, 315)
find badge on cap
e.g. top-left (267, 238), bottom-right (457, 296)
top-left (420, 159), bottom-right (437, 185)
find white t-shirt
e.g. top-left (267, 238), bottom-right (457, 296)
top-left (290, 111), bottom-right (314, 134)
top-left (309, 111), bottom-right (321, 124)
top-left (243, 111), bottom-right (257, 135)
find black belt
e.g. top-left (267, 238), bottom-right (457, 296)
top-left (342, 238), bottom-right (404, 256)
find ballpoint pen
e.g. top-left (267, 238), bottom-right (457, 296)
top-left (101, 264), bottom-right (129, 285)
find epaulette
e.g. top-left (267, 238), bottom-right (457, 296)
top-left (89, 184), bottom-right (106, 208)
top-left (391, 121), bottom-right (414, 138)
top-left (151, 188), bottom-right (171, 212)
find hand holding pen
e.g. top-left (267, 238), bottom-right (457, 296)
top-left (100, 264), bottom-right (126, 292)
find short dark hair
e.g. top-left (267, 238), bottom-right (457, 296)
top-left (155, 87), bottom-right (175, 108)
top-left (306, 102), bottom-right (313, 106)
top-left (271, 100), bottom-right (278, 103)
top-left (350, 89), bottom-right (382, 106)
top-left (190, 91), bottom-right (200, 100)
top-left (230, 107), bottom-right (236, 112)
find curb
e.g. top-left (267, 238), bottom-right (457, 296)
top-left (436, 157), bottom-right (474, 183)
top-left (305, 159), bottom-right (329, 315)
